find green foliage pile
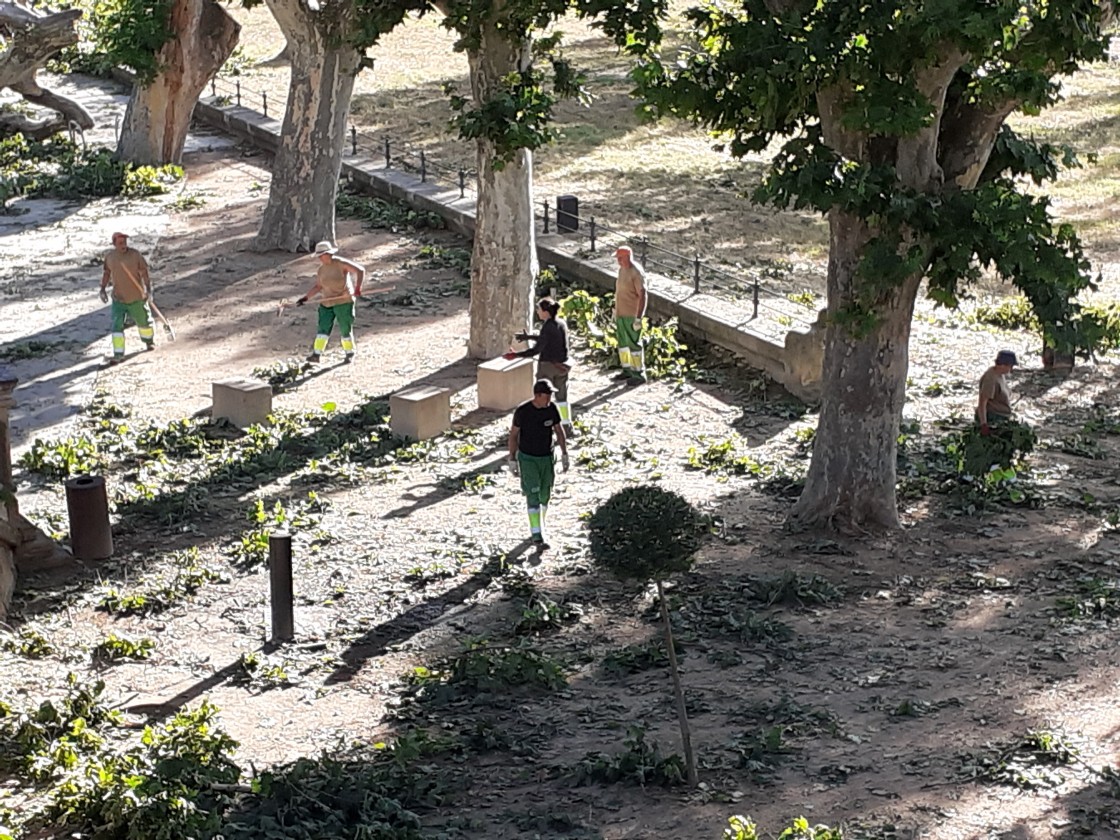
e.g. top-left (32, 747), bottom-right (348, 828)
top-left (898, 420), bottom-right (1040, 511)
top-left (724, 816), bottom-right (842, 840)
top-left (559, 289), bottom-right (693, 380)
top-left (98, 549), bottom-right (222, 615)
top-left (336, 189), bottom-right (444, 231)
top-left (973, 295), bottom-right (1120, 353)
top-left (407, 639), bottom-right (569, 703)
top-left (1, 134), bottom-right (182, 206)
top-left (18, 434), bottom-right (103, 479)
top-left (571, 725), bottom-right (686, 787)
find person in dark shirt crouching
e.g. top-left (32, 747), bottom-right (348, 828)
top-left (508, 379), bottom-right (570, 549)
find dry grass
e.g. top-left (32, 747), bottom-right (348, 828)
top-left (222, 7), bottom-right (1120, 299)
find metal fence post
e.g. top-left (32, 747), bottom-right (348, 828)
top-left (384, 137), bottom-right (391, 169)
top-left (235, 81), bottom-right (241, 107)
top-left (210, 79), bottom-right (216, 98)
top-left (752, 279), bottom-right (760, 319)
top-left (262, 92), bottom-right (268, 117)
top-left (458, 168), bottom-right (466, 198)
top-left (268, 532), bottom-right (294, 642)
top-left (351, 126), bottom-right (357, 155)
top-left (694, 254), bottom-right (701, 293)
top-left (420, 150), bottom-right (427, 182)
top-left (640, 237), bottom-right (649, 267)
top-left (589, 217), bottom-right (596, 252)
top-left (543, 200), bottom-right (550, 234)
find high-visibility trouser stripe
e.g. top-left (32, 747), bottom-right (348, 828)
top-left (630, 347), bottom-right (645, 373)
top-left (527, 505), bottom-right (542, 536)
top-left (619, 346), bottom-right (633, 368)
top-left (138, 325), bottom-right (155, 343)
top-left (313, 334), bottom-right (329, 353)
top-left (341, 334), bottom-right (355, 352)
top-left (111, 332), bottom-right (125, 355)
top-left (557, 402), bottom-right (571, 424)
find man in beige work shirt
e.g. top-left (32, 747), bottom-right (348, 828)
top-left (977, 350), bottom-right (1017, 435)
top-left (614, 246), bottom-right (647, 383)
top-left (296, 240), bottom-right (366, 363)
top-left (100, 232), bottom-right (154, 363)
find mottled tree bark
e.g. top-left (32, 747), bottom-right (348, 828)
top-left (792, 52), bottom-right (970, 532)
top-left (254, 0), bottom-right (361, 252)
top-left (116, 0), bottom-right (240, 166)
top-left (466, 19), bottom-right (537, 359)
top-left (0, 4), bottom-right (93, 139)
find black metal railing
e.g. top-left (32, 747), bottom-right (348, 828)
top-left (204, 74), bottom-right (815, 328)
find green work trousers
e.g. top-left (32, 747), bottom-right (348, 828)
top-left (110, 299), bottom-right (154, 355)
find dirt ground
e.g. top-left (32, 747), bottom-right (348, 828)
top-left (5, 145), bottom-right (1120, 840)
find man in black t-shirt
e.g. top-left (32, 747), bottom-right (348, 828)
top-left (508, 379), bottom-right (570, 549)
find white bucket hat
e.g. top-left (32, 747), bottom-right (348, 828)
top-left (314, 240), bottom-right (337, 256)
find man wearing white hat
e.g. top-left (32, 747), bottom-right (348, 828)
top-left (296, 240), bottom-right (366, 363)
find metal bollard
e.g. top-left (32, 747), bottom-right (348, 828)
top-left (458, 168), bottom-right (466, 198)
top-left (351, 126), bottom-right (357, 155)
top-left (542, 200), bottom-right (550, 234)
top-left (384, 137), bottom-right (391, 168)
top-left (262, 92), bottom-right (268, 117)
top-left (211, 79), bottom-right (216, 98)
top-left (589, 217), bottom-right (596, 252)
top-left (752, 280), bottom-right (760, 319)
top-left (640, 237), bottom-right (649, 267)
top-left (235, 80), bottom-right (241, 107)
top-left (268, 532), bottom-right (294, 642)
top-left (420, 150), bottom-right (426, 182)
top-left (694, 254), bottom-right (701, 293)
top-left (65, 475), bottom-right (113, 561)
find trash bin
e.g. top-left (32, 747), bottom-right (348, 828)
top-left (556, 195), bottom-right (579, 233)
top-left (65, 475), bottom-right (113, 561)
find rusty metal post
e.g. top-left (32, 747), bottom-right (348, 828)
top-left (420, 150), bottom-right (427, 182)
top-left (262, 92), bottom-right (268, 117)
top-left (752, 279), bottom-right (760, 319)
top-left (694, 254), bottom-right (701, 293)
top-left (64, 475), bottom-right (112, 561)
top-left (543, 200), bottom-right (550, 234)
top-left (235, 80), bottom-right (241, 107)
top-left (384, 137), bottom-right (391, 168)
top-left (351, 126), bottom-right (357, 155)
top-left (268, 532), bottom-right (294, 642)
top-left (589, 217), bottom-right (596, 252)
top-left (458, 168), bottom-right (466, 198)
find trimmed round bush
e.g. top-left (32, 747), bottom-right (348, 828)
top-left (587, 486), bottom-right (705, 581)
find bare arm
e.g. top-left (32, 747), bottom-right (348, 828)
top-left (299, 279), bottom-right (322, 303)
top-left (138, 254), bottom-right (152, 298)
top-left (100, 262), bottom-right (111, 292)
top-left (508, 424), bottom-right (520, 459)
top-left (977, 392), bottom-right (990, 427)
top-left (635, 272), bottom-right (648, 318)
top-left (336, 256), bottom-right (366, 296)
top-left (553, 423), bottom-right (567, 457)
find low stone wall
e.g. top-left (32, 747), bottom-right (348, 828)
top-left (190, 99), bottom-right (824, 401)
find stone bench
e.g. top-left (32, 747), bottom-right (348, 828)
top-left (477, 356), bottom-right (534, 411)
top-left (212, 377), bottom-right (273, 428)
top-left (390, 385), bottom-right (451, 441)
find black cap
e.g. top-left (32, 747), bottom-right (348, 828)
top-left (995, 350), bottom-right (1018, 367)
top-left (533, 378), bottom-right (557, 395)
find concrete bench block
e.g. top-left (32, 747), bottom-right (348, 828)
top-left (212, 377), bottom-right (273, 428)
top-left (477, 356), bottom-right (535, 411)
top-left (390, 385), bottom-right (451, 441)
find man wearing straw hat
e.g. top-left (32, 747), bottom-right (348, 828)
top-left (296, 240), bottom-right (366, 363)
top-left (99, 232), bottom-right (154, 364)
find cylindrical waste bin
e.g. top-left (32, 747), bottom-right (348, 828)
top-left (65, 475), bottom-right (113, 561)
top-left (556, 195), bottom-right (579, 233)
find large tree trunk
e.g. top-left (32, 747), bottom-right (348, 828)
top-left (117, 0), bottom-right (240, 166)
top-left (254, 0), bottom-right (360, 252)
top-left (790, 211), bottom-right (922, 533)
top-left (0, 4), bottom-right (93, 139)
top-left (466, 24), bottom-right (537, 359)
